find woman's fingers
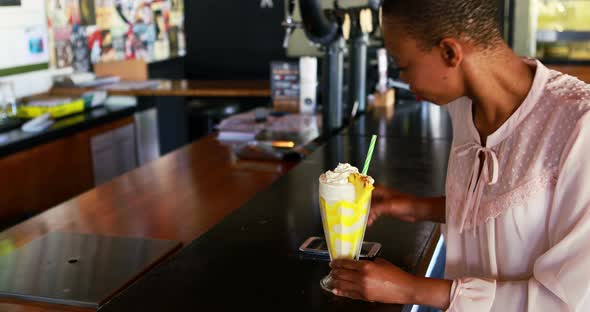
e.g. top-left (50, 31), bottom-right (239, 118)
top-left (331, 259), bottom-right (364, 271)
top-left (369, 201), bottom-right (389, 225)
top-left (372, 185), bottom-right (391, 198)
top-left (331, 278), bottom-right (363, 300)
top-left (330, 268), bottom-right (358, 283)
top-left (333, 289), bottom-right (363, 300)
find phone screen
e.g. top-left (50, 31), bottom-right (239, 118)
top-left (308, 238), bottom-right (328, 250)
top-left (361, 243), bottom-right (373, 255)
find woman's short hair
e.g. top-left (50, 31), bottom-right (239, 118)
top-left (381, 0), bottom-right (503, 50)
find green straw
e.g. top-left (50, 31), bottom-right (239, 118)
top-left (362, 135), bottom-right (378, 175)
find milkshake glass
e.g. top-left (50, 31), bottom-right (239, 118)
top-left (318, 163), bottom-right (374, 291)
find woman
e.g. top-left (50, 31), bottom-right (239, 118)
top-left (330, 0), bottom-right (590, 311)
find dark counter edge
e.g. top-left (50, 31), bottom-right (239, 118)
top-left (0, 105), bottom-right (137, 158)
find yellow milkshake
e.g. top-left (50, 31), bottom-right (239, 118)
top-left (318, 163), bottom-right (375, 261)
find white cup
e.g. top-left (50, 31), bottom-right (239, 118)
top-left (377, 48), bottom-right (388, 93)
top-left (299, 81), bottom-right (317, 114)
top-left (299, 57), bottom-right (318, 83)
top-left (299, 57), bottom-right (318, 114)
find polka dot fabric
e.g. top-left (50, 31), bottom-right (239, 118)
top-left (442, 59), bottom-right (590, 311)
top-left (445, 60), bottom-right (590, 232)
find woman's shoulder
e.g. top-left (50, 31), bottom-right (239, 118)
top-left (536, 69), bottom-right (590, 135)
top-left (544, 69), bottom-right (590, 110)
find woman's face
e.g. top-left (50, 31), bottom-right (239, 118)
top-left (382, 18), bottom-right (465, 105)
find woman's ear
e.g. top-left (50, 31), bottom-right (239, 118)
top-left (439, 38), bottom-right (463, 68)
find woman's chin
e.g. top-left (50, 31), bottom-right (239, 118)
top-left (416, 94), bottom-right (436, 104)
top-left (422, 94), bottom-right (459, 106)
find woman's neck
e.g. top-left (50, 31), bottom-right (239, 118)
top-left (463, 45), bottom-right (535, 144)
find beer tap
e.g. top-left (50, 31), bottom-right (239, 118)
top-left (290, 0), bottom-right (383, 133)
top-left (282, 0), bottom-right (302, 49)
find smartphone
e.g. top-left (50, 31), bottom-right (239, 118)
top-left (298, 236), bottom-right (382, 261)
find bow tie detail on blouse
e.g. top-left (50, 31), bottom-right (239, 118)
top-left (453, 142), bottom-right (500, 233)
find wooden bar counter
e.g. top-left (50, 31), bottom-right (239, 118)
top-left (0, 100), bottom-right (447, 312)
top-left (0, 134), bottom-right (295, 312)
top-left (98, 127), bottom-right (448, 312)
top-left (50, 80), bottom-right (271, 98)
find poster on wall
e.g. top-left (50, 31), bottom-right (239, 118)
top-left (131, 22), bottom-right (153, 61)
top-left (71, 25), bottom-right (90, 72)
top-left (96, 0), bottom-right (114, 30)
top-left (168, 26), bottom-right (178, 57)
top-left (171, 0), bottom-right (182, 10)
top-left (100, 30), bottom-right (115, 62)
top-left (151, 1), bottom-right (169, 61)
top-left (112, 33), bottom-right (125, 60)
top-left (87, 26), bottom-right (102, 63)
top-left (79, 0), bottom-right (96, 25)
top-left (46, 0), bottom-right (80, 68)
top-left (54, 40), bottom-right (73, 68)
top-left (168, 1), bottom-right (184, 57)
top-left (46, 0), bottom-right (80, 26)
top-left (53, 25), bottom-right (73, 68)
top-left (0, 0), bottom-right (50, 77)
top-left (44, 0), bottom-right (185, 66)
top-left (25, 26), bottom-right (46, 57)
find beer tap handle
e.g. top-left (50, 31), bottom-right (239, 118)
top-left (281, 0), bottom-right (302, 48)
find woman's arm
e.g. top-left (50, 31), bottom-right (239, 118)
top-left (413, 196), bottom-right (446, 223)
top-left (413, 276), bottom-right (453, 309)
top-left (369, 185), bottom-right (446, 224)
top-left (330, 258), bottom-right (453, 310)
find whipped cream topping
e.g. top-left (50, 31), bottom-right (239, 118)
top-left (319, 163), bottom-right (374, 185)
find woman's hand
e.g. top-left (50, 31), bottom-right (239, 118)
top-left (369, 185), bottom-right (447, 224)
top-left (330, 258), bottom-right (453, 309)
top-left (369, 185), bottom-right (420, 225)
top-left (329, 258), bottom-right (418, 304)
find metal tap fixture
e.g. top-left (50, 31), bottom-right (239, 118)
top-left (293, 0), bottom-right (382, 134)
top-left (281, 0), bottom-right (303, 49)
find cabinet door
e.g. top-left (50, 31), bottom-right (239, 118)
top-left (91, 124), bottom-right (137, 186)
top-left (134, 108), bottom-right (160, 166)
top-left (0, 117), bottom-right (133, 223)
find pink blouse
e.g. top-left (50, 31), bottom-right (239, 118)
top-left (443, 59), bottom-right (590, 311)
